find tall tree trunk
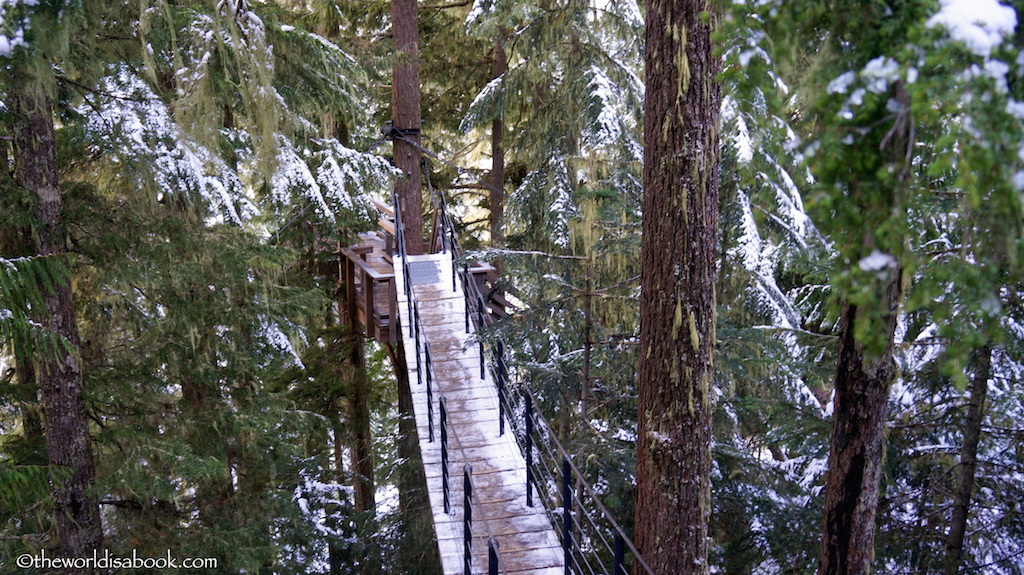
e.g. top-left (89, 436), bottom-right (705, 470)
top-left (817, 276), bottom-right (902, 575)
top-left (635, 0), bottom-right (721, 573)
top-left (345, 336), bottom-right (375, 517)
top-left (12, 63), bottom-right (104, 564)
top-left (337, 247), bottom-right (376, 515)
top-left (391, 0), bottom-right (425, 255)
top-left (942, 344), bottom-right (992, 575)
top-left (489, 36), bottom-right (506, 245)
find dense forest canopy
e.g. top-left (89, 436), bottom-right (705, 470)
top-left (1, 0), bottom-right (1022, 573)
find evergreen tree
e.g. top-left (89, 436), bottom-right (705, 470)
top-left (2, 0), bottom-right (397, 570)
top-left (3, 2), bottom-right (104, 566)
top-left (706, 7), bottom-right (836, 569)
top-left (635, 1), bottom-right (721, 574)
top-left (741, 0), bottom-right (1024, 571)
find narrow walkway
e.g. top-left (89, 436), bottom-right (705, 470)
top-left (396, 252), bottom-right (564, 575)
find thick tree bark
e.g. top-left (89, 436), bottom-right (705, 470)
top-left (817, 273), bottom-right (902, 575)
top-left (391, 0), bottom-right (425, 255)
top-left (635, 1), bottom-right (721, 573)
top-left (489, 37), bottom-right (506, 245)
top-left (817, 78), bottom-right (913, 575)
top-left (942, 344), bottom-right (992, 575)
top-left (14, 342), bottom-right (44, 445)
top-left (12, 65), bottom-right (104, 564)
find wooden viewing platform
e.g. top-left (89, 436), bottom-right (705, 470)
top-left (338, 200), bottom-right (507, 346)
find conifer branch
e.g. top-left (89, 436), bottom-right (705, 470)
top-left (481, 249), bottom-right (587, 260)
top-left (422, 0), bottom-right (473, 10)
top-left (58, 74), bottom-right (151, 103)
top-left (750, 325), bottom-right (837, 340)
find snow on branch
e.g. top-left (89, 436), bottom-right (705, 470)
top-left (927, 0), bottom-right (1017, 57)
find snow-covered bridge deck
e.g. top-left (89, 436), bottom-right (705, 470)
top-left (396, 251), bottom-right (564, 575)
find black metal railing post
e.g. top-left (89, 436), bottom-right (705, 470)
top-left (477, 293), bottom-right (485, 328)
top-left (496, 342), bottom-right (506, 436)
top-left (477, 298), bottom-right (485, 379)
top-left (405, 261), bottom-right (414, 338)
top-left (392, 191), bottom-right (415, 341)
top-left (426, 342), bottom-right (435, 443)
top-left (463, 465), bottom-right (473, 575)
top-left (463, 267), bottom-right (470, 333)
top-left (562, 457), bottom-right (572, 575)
top-left (441, 397), bottom-right (450, 514)
top-left (414, 302), bottom-right (422, 385)
top-left (497, 368), bottom-right (505, 438)
top-left (525, 394), bottom-right (534, 507)
top-left (439, 202), bottom-right (447, 256)
top-left (488, 538), bottom-right (499, 575)
top-left (496, 341), bottom-right (506, 379)
top-left (614, 531), bottom-right (626, 575)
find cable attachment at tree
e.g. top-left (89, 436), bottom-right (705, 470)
top-left (380, 121), bottom-right (421, 140)
top-left (365, 122), bottom-right (423, 153)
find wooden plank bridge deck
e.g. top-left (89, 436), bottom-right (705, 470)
top-left (395, 252), bottom-right (564, 575)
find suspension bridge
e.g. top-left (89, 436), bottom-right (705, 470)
top-left (339, 173), bottom-right (652, 575)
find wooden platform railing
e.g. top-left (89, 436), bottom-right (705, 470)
top-left (466, 265), bottom-right (510, 323)
top-left (339, 244), bottom-right (398, 344)
top-left (337, 198), bottom-right (508, 346)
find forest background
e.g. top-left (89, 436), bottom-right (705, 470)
top-left (0, 0), bottom-right (1022, 573)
